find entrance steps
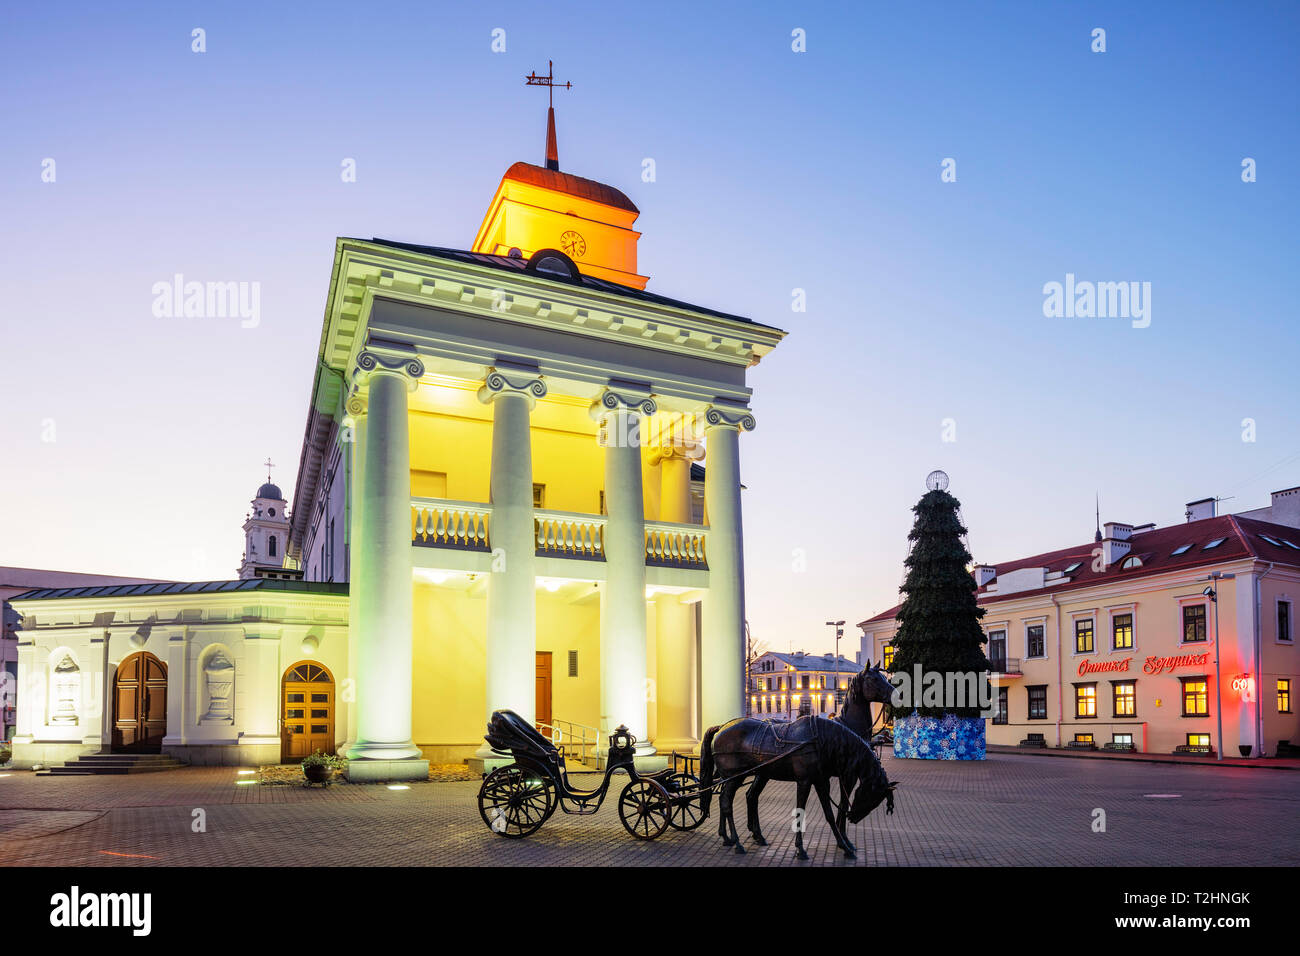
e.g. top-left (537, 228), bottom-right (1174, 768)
top-left (36, 753), bottom-right (186, 777)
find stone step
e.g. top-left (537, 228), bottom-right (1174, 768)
top-left (36, 753), bottom-right (186, 776)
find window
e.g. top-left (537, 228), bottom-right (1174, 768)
top-left (269, 535), bottom-right (277, 557)
top-left (1171, 544), bottom-right (1192, 556)
top-left (1075, 683), bottom-right (1097, 718)
top-left (598, 490), bottom-right (606, 515)
top-left (1026, 623), bottom-right (1045, 658)
top-left (993, 687), bottom-right (1008, 725)
top-left (1075, 619), bottom-right (1094, 654)
top-left (1113, 681), bottom-right (1136, 717)
top-left (1120, 555), bottom-right (1143, 569)
top-left (1113, 733), bottom-right (1133, 746)
top-left (800, 675), bottom-right (809, 690)
top-left (1279, 679), bottom-right (1292, 714)
top-left (1261, 534), bottom-right (1282, 546)
top-left (532, 483), bottom-right (546, 508)
top-left (1181, 677), bottom-right (1209, 717)
top-left (1280, 601), bottom-right (1293, 643)
top-left (1063, 561), bottom-right (1082, 574)
top-left (987, 629), bottom-right (1007, 669)
top-left (1187, 733), bottom-right (1211, 749)
top-left (1027, 685), bottom-right (1048, 720)
top-left (1074, 733), bottom-right (1094, 743)
top-left (1182, 604), bottom-right (1207, 643)
top-left (1203, 537), bottom-right (1226, 550)
top-left (882, 644), bottom-right (896, 670)
top-left (1113, 613), bottom-right (1134, 650)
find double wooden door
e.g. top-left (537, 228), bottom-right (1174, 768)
top-left (281, 662), bottom-right (335, 762)
top-left (113, 652), bottom-right (168, 753)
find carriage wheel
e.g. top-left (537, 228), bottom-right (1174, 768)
top-left (618, 778), bottom-right (671, 840)
top-left (478, 765), bottom-right (555, 838)
top-left (664, 772), bottom-right (707, 831)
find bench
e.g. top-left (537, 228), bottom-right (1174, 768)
top-left (1102, 742), bottom-right (1136, 753)
top-left (1172, 744), bottom-right (1214, 756)
top-left (1066, 740), bottom-right (1097, 750)
top-left (1018, 736), bottom-right (1047, 748)
top-left (1277, 740), bottom-right (1300, 758)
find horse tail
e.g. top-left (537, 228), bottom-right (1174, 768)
top-left (698, 724), bottom-right (720, 822)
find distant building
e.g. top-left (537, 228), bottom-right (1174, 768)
top-left (749, 650), bottom-right (860, 719)
top-left (859, 487), bottom-right (1300, 757)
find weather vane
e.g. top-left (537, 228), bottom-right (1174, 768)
top-left (525, 59), bottom-right (572, 107)
top-left (526, 60), bottom-right (572, 171)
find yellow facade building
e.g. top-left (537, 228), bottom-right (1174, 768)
top-left (859, 491), bottom-right (1300, 758)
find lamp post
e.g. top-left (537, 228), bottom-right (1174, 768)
top-left (826, 620), bottom-right (845, 713)
top-left (1204, 572), bottom-right (1235, 762)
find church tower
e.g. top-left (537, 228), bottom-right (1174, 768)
top-left (238, 466), bottom-right (291, 580)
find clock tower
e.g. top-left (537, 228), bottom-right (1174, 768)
top-left (471, 63), bottom-right (647, 289)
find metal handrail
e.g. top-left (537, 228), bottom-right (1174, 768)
top-left (537, 717), bottom-right (601, 767)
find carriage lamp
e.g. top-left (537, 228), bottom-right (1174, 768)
top-left (609, 724), bottom-right (635, 756)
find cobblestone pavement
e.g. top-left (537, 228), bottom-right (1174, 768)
top-left (0, 752), bottom-right (1296, 866)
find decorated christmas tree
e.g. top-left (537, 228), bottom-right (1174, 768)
top-left (888, 474), bottom-right (991, 759)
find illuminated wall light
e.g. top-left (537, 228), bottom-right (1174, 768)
top-left (237, 769), bottom-right (256, 775)
top-left (430, 571), bottom-right (448, 585)
top-left (235, 780), bottom-right (257, 786)
top-left (387, 784), bottom-right (411, 791)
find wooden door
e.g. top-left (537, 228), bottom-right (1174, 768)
top-left (535, 652), bottom-right (553, 729)
top-left (282, 662), bottom-right (335, 762)
top-left (113, 652), bottom-right (167, 753)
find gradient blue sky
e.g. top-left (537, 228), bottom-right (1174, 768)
top-left (2, 1), bottom-right (1297, 654)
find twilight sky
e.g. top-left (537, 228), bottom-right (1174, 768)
top-left (2, 1), bottom-right (1297, 655)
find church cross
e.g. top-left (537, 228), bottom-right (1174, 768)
top-left (264, 457), bottom-right (275, 482)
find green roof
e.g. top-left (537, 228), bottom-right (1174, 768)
top-left (10, 578), bottom-right (348, 602)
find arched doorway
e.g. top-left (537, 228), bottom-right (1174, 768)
top-left (113, 652), bottom-right (168, 753)
top-left (281, 661), bottom-right (335, 762)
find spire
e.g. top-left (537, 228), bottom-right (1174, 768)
top-left (1094, 493), bottom-right (1102, 543)
top-left (546, 106), bottom-right (559, 171)
top-left (525, 60), bottom-right (571, 172)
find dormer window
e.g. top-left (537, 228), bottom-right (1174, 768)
top-left (1203, 537), bottom-right (1226, 550)
top-left (1120, 555), bottom-right (1143, 569)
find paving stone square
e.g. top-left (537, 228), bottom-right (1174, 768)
top-left (2, 753), bottom-right (1296, 867)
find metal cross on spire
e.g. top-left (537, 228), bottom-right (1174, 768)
top-left (526, 60), bottom-right (572, 171)
top-left (264, 457), bottom-right (275, 482)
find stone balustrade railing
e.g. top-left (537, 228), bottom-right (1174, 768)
top-left (644, 520), bottom-right (708, 568)
top-left (534, 509), bottom-right (607, 560)
top-left (411, 498), bottom-right (492, 551)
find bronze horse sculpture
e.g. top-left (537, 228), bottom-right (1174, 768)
top-left (699, 715), bottom-right (896, 859)
top-left (836, 661), bottom-right (897, 742)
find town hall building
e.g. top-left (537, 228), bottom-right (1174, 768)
top-left (7, 109), bottom-right (786, 779)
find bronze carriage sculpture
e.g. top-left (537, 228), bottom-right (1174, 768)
top-left (476, 709), bottom-right (705, 840)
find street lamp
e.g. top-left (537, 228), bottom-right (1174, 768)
top-left (826, 620), bottom-right (845, 712)
top-left (1204, 572), bottom-right (1236, 761)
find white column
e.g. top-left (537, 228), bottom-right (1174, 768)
top-left (593, 389), bottom-right (655, 753)
top-left (477, 367), bottom-right (545, 742)
top-left (162, 633), bottom-right (188, 749)
top-left (346, 350), bottom-right (424, 770)
top-left (700, 404), bottom-right (754, 732)
top-left (652, 441), bottom-right (702, 753)
top-left (341, 396), bottom-right (366, 756)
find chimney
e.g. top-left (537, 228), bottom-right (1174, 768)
top-left (1268, 487), bottom-right (1300, 528)
top-left (1101, 522), bottom-right (1133, 567)
top-left (1185, 497), bottom-right (1216, 522)
top-left (973, 565), bottom-right (997, 587)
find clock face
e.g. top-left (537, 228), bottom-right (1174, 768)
top-left (559, 230), bottom-right (586, 258)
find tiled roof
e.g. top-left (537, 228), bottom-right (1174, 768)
top-left (364, 238), bottom-right (765, 327)
top-left (857, 513), bottom-right (1300, 629)
top-left (11, 579), bottom-right (348, 602)
top-left (501, 161), bottom-right (639, 214)
top-left (760, 652), bottom-right (860, 672)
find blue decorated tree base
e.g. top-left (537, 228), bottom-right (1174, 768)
top-left (893, 713), bottom-right (986, 760)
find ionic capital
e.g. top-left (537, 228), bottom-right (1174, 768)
top-left (477, 367), bottom-right (547, 409)
top-left (703, 403), bottom-right (756, 432)
top-left (589, 386), bottom-right (657, 423)
top-left (352, 349), bottom-right (424, 391)
top-left (649, 440), bottom-right (704, 466)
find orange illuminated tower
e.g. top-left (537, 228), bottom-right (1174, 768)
top-left (471, 61), bottom-right (648, 289)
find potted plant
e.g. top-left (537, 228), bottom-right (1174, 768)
top-left (301, 750), bottom-right (343, 786)
top-left (0, 744), bottom-right (11, 767)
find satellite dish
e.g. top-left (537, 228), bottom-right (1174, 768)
top-left (926, 470), bottom-right (949, 492)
